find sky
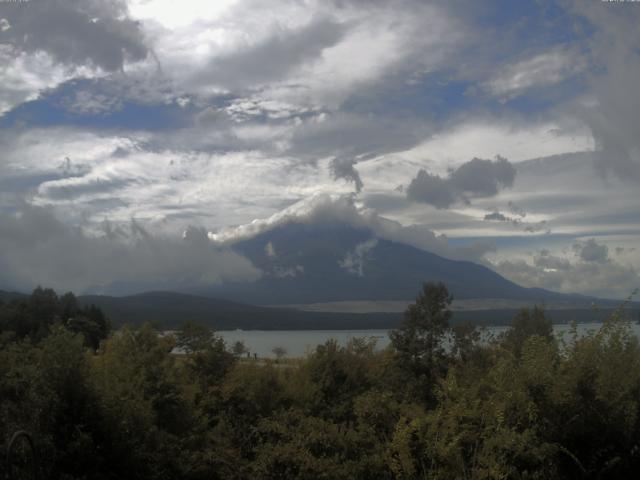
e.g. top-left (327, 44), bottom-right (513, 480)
top-left (0, 0), bottom-right (639, 298)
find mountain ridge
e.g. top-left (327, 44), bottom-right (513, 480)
top-left (197, 222), bottom-right (592, 305)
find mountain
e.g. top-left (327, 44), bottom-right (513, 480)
top-left (196, 222), bottom-right (586, 305)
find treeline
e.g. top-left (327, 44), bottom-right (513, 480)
top-left (1, 283), bottom-right (640, 479)
top-left (0, 286), bottom-right (110, 348)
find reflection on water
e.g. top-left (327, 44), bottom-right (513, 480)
top-left (216, 322), bottom-right (640, 358)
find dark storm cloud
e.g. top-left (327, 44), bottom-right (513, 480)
top-left (407, 156), bottom-right (516, 208)
top-left (0, 0), bottom-right (147, 71)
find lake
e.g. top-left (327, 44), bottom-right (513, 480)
top-left (217, 322), bottom-right (640, 358)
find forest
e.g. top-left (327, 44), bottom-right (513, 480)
top-left (1, 284), bottom-right (640, 479)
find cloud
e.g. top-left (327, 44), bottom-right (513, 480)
top-left (533, 249), bottom-right (571, 271)
top-left (571, 2), bottom-right (640, 181)
top-left (0, 0), bottom-right (152, 115)
top-left (404, 121), bottom-right (594, 170)
top-left (573, 238), bottom-right (609, 264)
top-left (287, 111), bottom-right (425, 164)
top-left (522, 221), bottom-right (549, 234)
top-left (507, 201), bottom-right (526, 218)
top-left (210, 193), bottom-right (495, 263)
top-left (330, 157), bottom-right (363, 193)
top-left (493, 246), bottom-right (639, 299)
top-left (0, 49), bottom-right (84, 115)
top-left (0, 205), bottom-right (260, 293)
top-left (264, 241), bottom-right (276, 258)
top-left (1, 0), bottom-right (639, 302)
top-left (124, 0), bottom-right (463, 112)
top-left (59, 89), bottom-right (124, 116)
top-left (272, 264), bottom-right (304, 279)
top-left (407, 156), bottom-right (516, 209)
top-left (485, 46), bottom-right (586, 100)
top-left (483, 211), bottom-right (549, 235)
top-left (0, 127), bottom-right (366, 231)
top-left (194, 17), bottom-right (346, 89)
top-left (339, 238), bottom-right (377, 277)
top-left (484, 211), bottom-right (509, 222)
top-left (0, 0), bottom-right (148, 72)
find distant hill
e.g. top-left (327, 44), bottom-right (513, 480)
top-left (2, 288), bottom-right (634, 330)
top-left (0, 290), bottom-right (27, 302)
top-left (78, 291), bottom-right (401, 330)
top-left (196, 222), bottom-right (590, 305)
top-left (76, 291), bottom-right (637, 331)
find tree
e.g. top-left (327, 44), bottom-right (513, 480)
top-left (65, 304), bottom-right (111, 350)
top-left (0, 288), bottom-right (110, 347)
top-left (175, 321), bottom-right (236, 390)
top-left (450, 322), bottom-right (482, 364)
top-left (175, 320), bottom-right (216, 354)
top-left (24, 286), bottom-right (59, 341)
top-left (272, 346), bottom-right (287, 362)
top-left (389, 281), bottom-right (452, 403)
top-left (502, 306), bottom-right (553, 356)
top-left (92, 323), bottom-right (195, 478)
top-left (232, 340), bottom-right (248, 357)
top-left (58, 291), bottom-right (79, 319)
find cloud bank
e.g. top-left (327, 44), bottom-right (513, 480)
top-left (493, 239), bottom-right (639, 299)
top-left (0, 206), bottom-right (260, 294)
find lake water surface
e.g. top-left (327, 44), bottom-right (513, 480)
top-left (218, 322), bottom-right (640, 358)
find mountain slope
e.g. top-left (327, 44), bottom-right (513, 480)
top-left (198, 222), bottom-right (581, 305)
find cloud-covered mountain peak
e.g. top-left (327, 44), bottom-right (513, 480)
top-left (208, 193), bottom-right (377, 245)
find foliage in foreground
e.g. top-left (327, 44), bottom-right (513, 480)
top-left (1, 283), bottom-right (640, 479)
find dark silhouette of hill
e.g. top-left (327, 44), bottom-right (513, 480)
top-left (0, 289), bottom-right (27, 302)
top-left (3, 289), bottom-right (635, 330)
top-left (77, 291), bottom-right (401, 330)
top-left (77, 291), bottom-right (635, 330)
